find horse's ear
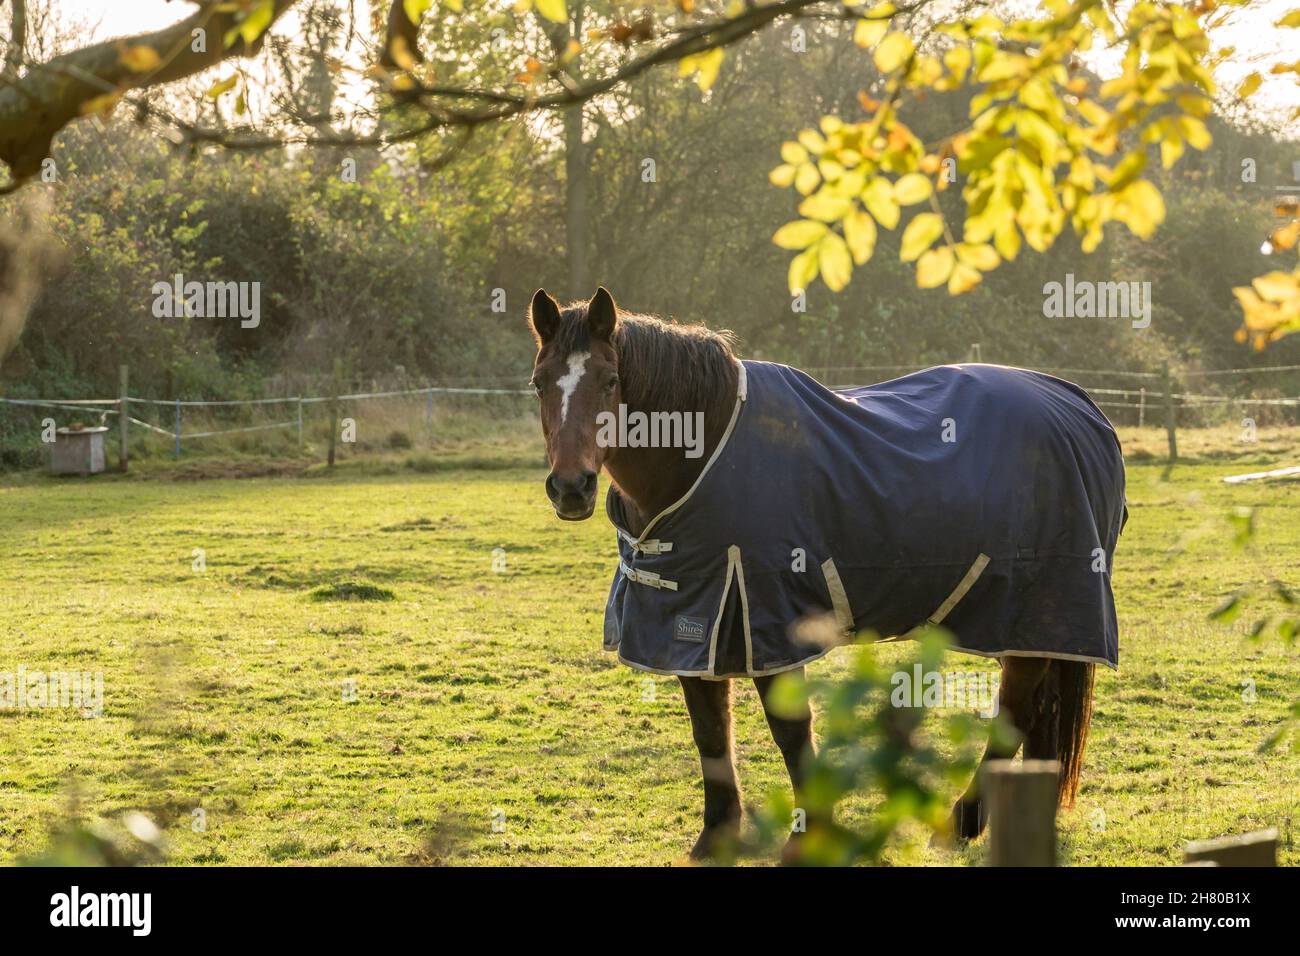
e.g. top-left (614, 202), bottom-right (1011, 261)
top-left (528, 288), bottom-right (561, 345)
top-left (587, 287), bottom-right (618, 341)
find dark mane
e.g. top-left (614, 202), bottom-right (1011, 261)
top-left (551, 303), bottom-right (739, 414)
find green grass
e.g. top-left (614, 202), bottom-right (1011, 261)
top-left (0, 426), bottom-right (1296, 866)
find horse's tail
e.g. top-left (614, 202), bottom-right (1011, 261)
top-left (1056, 659), bottom-right (1096, 808)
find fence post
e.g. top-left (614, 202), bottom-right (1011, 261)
top-left (327, 359), bottom-right (341, 468)
top-left (1138, 386), bottom-right (1146, 428)
top-left (1184, 828), bottom-right (1278, 867)
top-left (984, 759), bottom-right (1059, 866)
top-left (426, 387), bottom-right (434, 442)
top-left (117, 364), bottom-right (129, 472)
top-left (1161, 360), bottom-right (1177, 464)
top-left (969, 343), bottom-right (982, 363)
top-left (296, 396), bottom-right (304, 450)
top-left (174, 399), bottom-right (181, 459)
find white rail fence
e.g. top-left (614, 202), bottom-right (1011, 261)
top-left (4, 358), bottom-right (1300, 467)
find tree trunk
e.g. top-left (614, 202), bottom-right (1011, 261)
top-left (563, 2), bottom-right (589, 299)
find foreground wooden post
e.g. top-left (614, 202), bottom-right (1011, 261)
top-left (117, 363), bottom-right (129, 472)
top-left (1184, 828), bottom-right (1278, 867)
top-left (984, 759), bottom-right (1059, 867)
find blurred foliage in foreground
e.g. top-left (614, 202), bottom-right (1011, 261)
top-left (749, 629), bottom-right (992, 865)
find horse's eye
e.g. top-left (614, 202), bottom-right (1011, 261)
top-left (605, 375), bottom-right (619, 392)
top-left (529, 380), bottom-right (543, 398)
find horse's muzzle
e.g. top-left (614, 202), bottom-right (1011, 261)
top-left (547, 470), bottom-right (597, 520)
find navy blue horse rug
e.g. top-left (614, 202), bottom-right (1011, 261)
top-left (603, 361), bottom-right (1127, 677)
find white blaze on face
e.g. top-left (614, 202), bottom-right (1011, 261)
top-left (557, 350), bottom-right (591, 426)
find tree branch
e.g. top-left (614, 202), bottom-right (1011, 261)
top-left (4, 0), bottom-right (26, 78)
top-left (0, 0), bottom-right (301, 182)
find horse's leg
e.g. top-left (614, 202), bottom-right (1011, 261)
top-left (753, 668), bottom-right (818, 861)
top-left (1024, 659), bottom-right (1061, 761)
top-left (950, 655), bottom-right (1051, 840)
top-left (679, 675), bottom-right (741, 859)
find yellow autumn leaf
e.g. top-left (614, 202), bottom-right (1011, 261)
top-left (874, 32), bottom-right (914, 73)
top-left (1277, 8), bottom-right (1300, 27)
top-left (789, 246), bottom-right (820, 294)
top-left (893, 173), bottom-right (932, 205)
top-left (1117, 180), bottom-right (1165, 239)
top-left (1179, 116), bottom-right (1212, 151)
top-left (994, 221), bottom-right (1021, 261)
top-left (388, 34), bottom-right (417, 71)
top-left (799, 192), bottom-right (853, 222)
top-left (781, 141), bottom-right (809, 164)
top-left (818, 234), bottom-right (853, 292)
top-left (948, 262), bottom-right (983, 294)
top-left (862, 177), bottom-right (900, 229)
top-left (681, 48), bottom-right (722, 92)
top-left (773, 220), bottom-right (829, 250)
top-left (916, 246), bottom-right (954, 288)
top-left (843, 210), bottom-right (878, 265)
top-left (1253, 271), bottom-right (1300, 301)
top-left (854, 19), bottom-right (888, 49)
top-left (1238, 72), bottom-right (1263, 99)
top-left (794, 163), bottom-right (821, 196)
top-left (79, 92), bottom-right (121, 116)
top-left (534, 0), bottom-right (568, 23)
top-left (900, 212), bottom-right (944, 262)
top-left (120, 45), bottom-right (162, 73)
top-left (404, 0), bottom-right (434, 21)
top-left (955, 242), bottom-right (1000, 271)
top-left (769, 164), bottom-right (797, 188)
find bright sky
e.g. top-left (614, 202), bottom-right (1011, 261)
top-left (41, 0), bottom-right (1300, 132)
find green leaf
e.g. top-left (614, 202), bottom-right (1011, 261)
top-left (205, 75), bottom-right (239, 100)
top-left (1208, 593), bottom-right (1243, 623)
top-left (900, 212), bottom-right (944, 261)
top-left (223, 0), bottom-right (275, 50)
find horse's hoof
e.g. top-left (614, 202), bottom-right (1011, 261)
top-left (689, 821), bottom-right (740, 862)
top-left (951, 798), bottom-right (987, 841)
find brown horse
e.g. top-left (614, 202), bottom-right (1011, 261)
top-left (526, 286), bottom-right (1098, 860)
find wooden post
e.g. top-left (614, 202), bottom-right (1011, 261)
top-left (984, 759), bottom-right (1059, 866)
top-left (327, 359), bottom-right (341, 468)
top-left (1138, 386), bottom-right (1146, 428)
top-left (174, 399), bottom-right (181, 459)
top-left (426, 387), bottom-right (434, 443)
top-left (1161, 360), bottom-right (1177, 464)
top-left (117, 364), bottom-right (129, 472)
top-left (296, 397), bottom-right (304, 450)
top-left (969, 343), bottom-right (982, 363)
top-left (1184, 828), bottom-right (1278, 867)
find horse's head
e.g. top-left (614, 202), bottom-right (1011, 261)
top-left (527, 286), bottom-right (623, 521)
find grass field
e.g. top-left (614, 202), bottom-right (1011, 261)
top-left (0, 425), bottom-right (1297, 866)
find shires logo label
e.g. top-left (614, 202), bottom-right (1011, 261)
top-left (674, 615), bottom-right (708, 643)
top-left (49, 886), bottom-right (152, 936)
